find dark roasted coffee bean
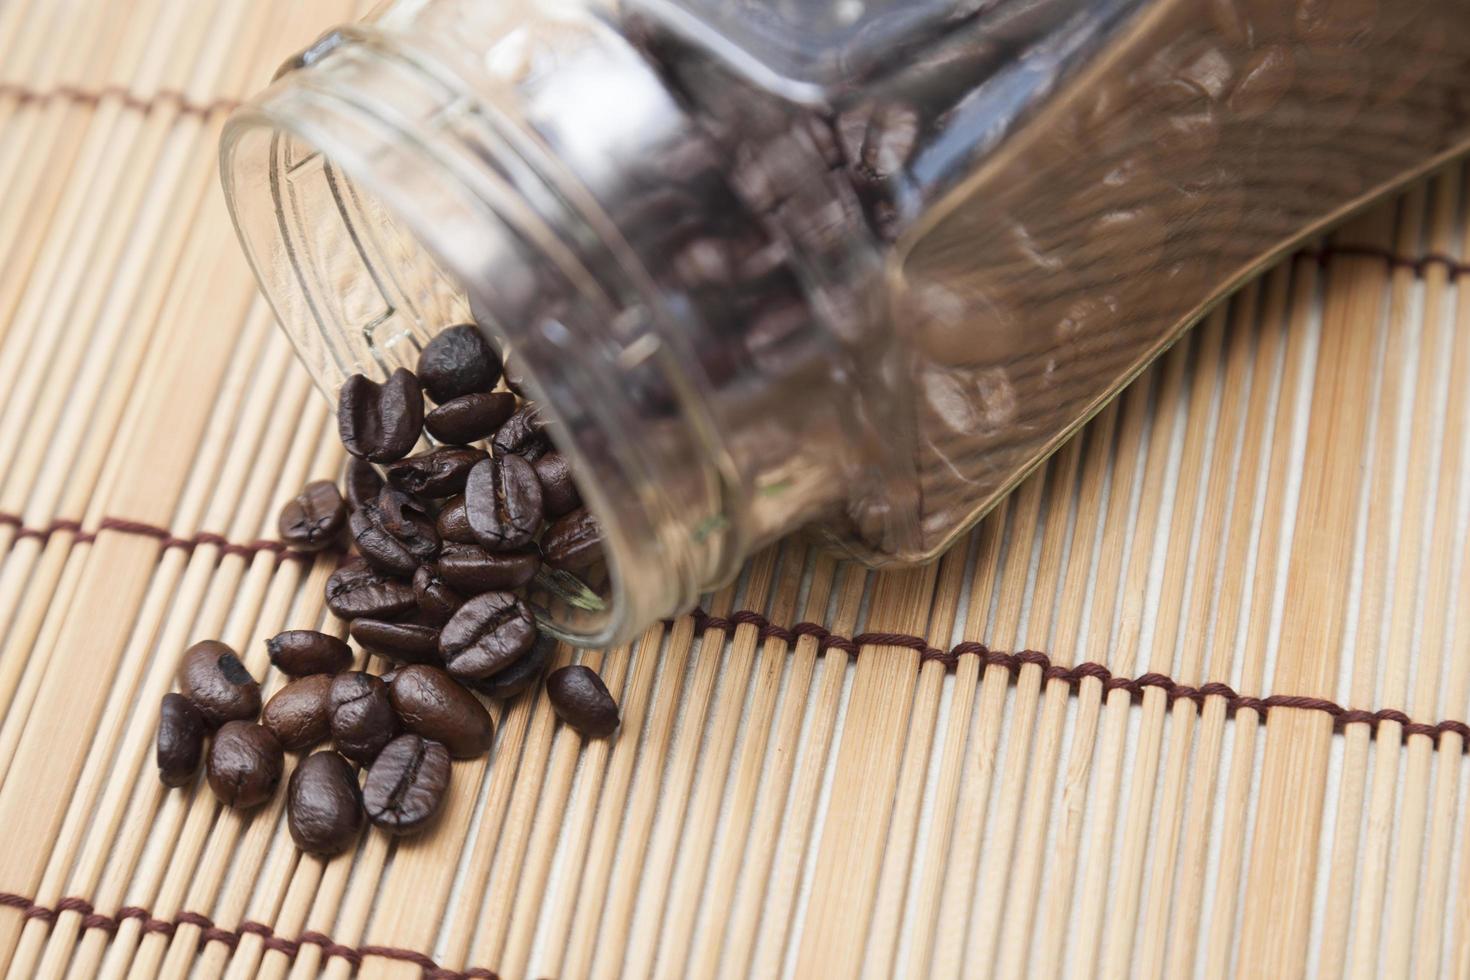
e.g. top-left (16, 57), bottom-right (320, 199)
top-left (384, 446), bottom-right (487, 499)
top-left (546, 665), bottom-right (619, 737)
top-left (469, 633), bottom-right (555, 700)
top-left (541, 508), bottom-right (604, 571)
top-left (413, 564), bottom-right (463, 624)
top-left (267, 629), bottom-right (354, 676)
top-left (439, 591), bottom-right (537, 680)
top-left (436, 541), bottom-right (540, 593)
top-left (156, 693), bottom-right (206, 787)
top-left (379, 667), bottom-right (401, 686)
top-left (261, 674), bottom-right (333, 750)
top-left (178, 641), bottom-right (262, 728)
top-left (343, 457), bottom-right (384, 512)
top-left (206, 722), bottom-right (284, 808)
top-left (464, 454), bottom-right (543, 551)
top-left (278, 480), bottom-right (347, 551)
top-left (337, 369), bottom-right (424, 463)
top-left (416, 325), bottom-right (502, 403)
top-left (436, 495), bottom-right (476, 544)
top-left (324, 560), bottom-right (416, 620)
top-left (328, 672), bottom-right (399, 766)
top-left (532, 452), bottom-right (581, 518)
top-left (362, 734), bottom-right (451, 834)
top-left (389, 665), bottom-right (494, 758)
top-left (349, 618), bottom-right (441, 665)
top-left (424, 392), bottom-right (517, 445)
top-left (287, 751), bottom-right (364, 856)
top-left (490, 403), bottom-right (549, 460)
top-left (350, 489), bottom-right (440, 575)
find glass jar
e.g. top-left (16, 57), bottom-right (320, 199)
top-left (221, 0), bottom-right (1470, 646)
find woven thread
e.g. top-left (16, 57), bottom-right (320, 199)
top-left (0, 512), bottom-right (324, 564)
top-left (685, 608), bottom-right (1470, 747)
top-left (0, 893), bottom-right (500, 979)
top-left (0, 508), bottom-right (1461, 744)
top-left (0, 82), bottom-right (241, 116)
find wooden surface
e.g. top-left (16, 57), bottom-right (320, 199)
top-left (2, 1), bottom-right (1470, 977)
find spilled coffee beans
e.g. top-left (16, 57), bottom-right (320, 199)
top-left (328, 671), bottom-right (399, 766)
top-left (362, 734), bottom-right (451, 835)
top-left (277, 480), bottom-right (347, 551)
top-left (159, 321), bottom-right (625, 858)
top-left (337, 368), bottom-right (424, 463)
top-left (267, 629), bottom-right (353, 676)
top-left (424, 391), bottom-right (516, 444)
top-left (464, 453), bottom-right (543, 551)
top-left (261, 674), bottom-right (333, 750)
top-left (155, 693), bottom-right (206, 787)
top-left (178, 641), bottom-right (261, 728)
top-left (439, 591), bottom-right (537, 680)
top-left (287, 751), bottom-right (365, 856)
top-left (207, 722), bottom-right (284, 808)
top-left (546, 664), bottom-right (620, 737)
top-left (389, 665), bottom-right (495, 758)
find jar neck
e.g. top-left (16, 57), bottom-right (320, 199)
top-left (221, 4), bottom-right (868, 645)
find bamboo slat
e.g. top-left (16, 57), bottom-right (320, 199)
top-left (2, 3), bottom-right (1470, 978)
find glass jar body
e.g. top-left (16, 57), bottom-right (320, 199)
top-left (223, 0), bottom-right (1470, 645)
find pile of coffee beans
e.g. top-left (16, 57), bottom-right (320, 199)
top-left (155, 324), bottom-right (621, 856)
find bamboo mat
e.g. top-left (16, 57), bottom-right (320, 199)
top-left (2, 1), bottom-right (1470, 977)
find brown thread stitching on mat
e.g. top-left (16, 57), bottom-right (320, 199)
top-left (0, 512), bottom-right (324, 563)
top-left (0, 894), bottom-right (503, 978)
top-left (1, 512), bottom-right (1459, 738)
top-left (0, 82), bottom-right (243, 116)
top-left (686, 608), bottom-right (1470, 748)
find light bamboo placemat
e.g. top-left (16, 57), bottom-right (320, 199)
top-left (2, 2), bottom-right (1469, 977)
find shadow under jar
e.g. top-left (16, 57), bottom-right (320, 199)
top-left (222, 0), bottom-right (1470, 647)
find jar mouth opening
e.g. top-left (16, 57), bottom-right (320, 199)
top-left (221, 90), bottom-right (634, 648)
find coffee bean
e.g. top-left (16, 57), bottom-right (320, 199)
top-left (469, 632), bottom-right (555, 700)
top-left (206, 722), bottom-right (284, 808)
top-left (416, 325), bottom-right (502, 403)
top-left (350, 489), bottom-right (440, 575)
top-left (546, 665), bottom-right (619, 737)
top-left (266, 629), bottom-right (354, 676)
top-left (156, 693), bottom-right (206, 787)
top-left (337, 369), bottom-right (424, 463)
top-left (325, 560), bottom-right (417, 620)
top-left (541, 508), bottom-right (604, 571)
top-left (379, 667), bottom-right (401, 686)
top-left (500, 355), bottom-right (528, 398)
top-left (464, 455), bottom-right (543, 551)
top-left (436, 495), bottom-right (476, 544)
top-left (389, 665), bottom-right (495, 758)
top-left (178, 641), bottom-right (261, 728)
top-left (343, 457), bottom-right (384, 512)
top-left (328, 672), bottom-right (399, 766)
top-left (362, 734), bottom-right (451, 834)
top-left (436, 542), bottom-right (540, 593)
top-left (287, 751), bottom-right (364, 856)
top-left (424, 392), bottom-right (517, 444)
top-left (439, 591), bottom-right (537, 680)
top-left (278, 480), bottom-right (347, 551)
top-left (349, 618), bottom-right (441, 664)
top-left (532, 452), bottom-right (581, 518)
top-left (413, 564), bottom-right (463, 624)
top-left (261, 674), bottom-right (333, 750)
top-left (490, 403), bottom-right (549, 460)
top-left (383, 446), bottom-right (487, 499)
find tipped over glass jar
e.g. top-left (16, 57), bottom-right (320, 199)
top-left (221, 0), bottom-right (1470, 647)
